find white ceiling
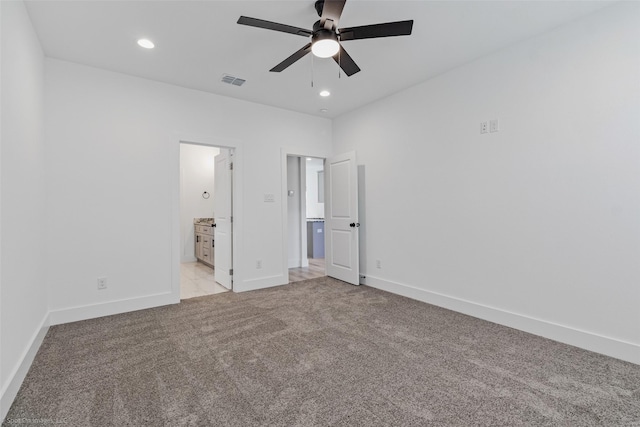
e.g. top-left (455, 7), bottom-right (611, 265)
top-left (25, 0), bottom-right (613, 118)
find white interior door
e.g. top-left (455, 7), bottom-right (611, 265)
top-left (325, 151), bottom-right (359, 285)
top-left (214, 150), bottom-right (232, 289)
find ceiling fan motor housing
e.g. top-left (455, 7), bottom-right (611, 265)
top-left (312, 28), bottom-right (338, 43)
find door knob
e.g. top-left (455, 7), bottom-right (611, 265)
top-left (349, 223), bottom-right (361, 228)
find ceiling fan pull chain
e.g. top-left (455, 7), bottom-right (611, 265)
top-left (338, 47), bottom-right (342, 79)
top-left (311, 52), bottom-right (314, 87)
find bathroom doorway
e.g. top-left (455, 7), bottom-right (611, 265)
top-left (179, 142), bottom-right (234, 298)
top-left (286, 155), bottom-right (326, 283)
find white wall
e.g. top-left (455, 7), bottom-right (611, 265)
top-left (44, 58), bottom-right (332, 320)
top-left (333, 2), bottom-right (640, 364)
top-left (180, 143), bottom-right (219, 262)
top-left (305, 158), bottom-right (324, 219)
top-left (0, 1), bottom-right (49, 418)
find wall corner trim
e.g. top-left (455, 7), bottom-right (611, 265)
top-left (1, 313), bottom-right (50, 422)
top-left (363, 275), bottom-right (640, 366)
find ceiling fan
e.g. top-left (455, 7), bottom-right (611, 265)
top-left (237, 0), bottom-right (414, 77)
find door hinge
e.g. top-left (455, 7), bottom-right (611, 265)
top-left (229, 162), bottom-right (233, 170)
top-left (229, 269), bottom-right (233, 276)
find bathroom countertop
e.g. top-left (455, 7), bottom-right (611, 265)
top-left (194, 217), bottom-right (215, 225)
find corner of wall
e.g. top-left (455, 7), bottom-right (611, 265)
top-left (0, 312), bottom-right (49, 422)
top-left (364, 275), bottom-right (640, 365)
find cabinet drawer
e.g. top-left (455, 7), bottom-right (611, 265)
top-left (202, 235), bottom-right (211, 246)
top-left (197, 225), bottom-right (214, 235)
top-left (202, 247), bottom-right (211, 260)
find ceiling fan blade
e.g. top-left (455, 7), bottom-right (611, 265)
top-left (237, 16), bottom-right (312, 37)
top-left (320, 0), bottom-right (347, 29)
top-left (339, 20), bottom-right (413, 41)
top-left (270, 43), bottom-right (313, 72)
top-left (333, 45), bottom-right (360, 76)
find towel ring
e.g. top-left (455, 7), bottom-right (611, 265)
top-left (202, 191), bottom-right (210, 199)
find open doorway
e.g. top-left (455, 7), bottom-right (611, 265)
top-left (287, 155), bottom-right (326, 283)
top-left (179, 142), bottom-right (234, 298)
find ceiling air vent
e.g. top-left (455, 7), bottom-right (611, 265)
top-left (221, 74), bottom-right (246, 87)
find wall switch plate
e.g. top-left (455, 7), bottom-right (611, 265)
top-left (264, 193), bottom-right (275, 202)
top-left (97, 276), bottom-right (107, 290)
top-left (376, 259), bottom-right (382, 269)
top-left (480, 121), bottom-right (488, 134)
top-left (490, 119), bottom-right (500, 133)
top-left (256, 260), bottom-right (262, 269)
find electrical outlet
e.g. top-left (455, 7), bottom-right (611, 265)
top-left (264, 193), bottom-right (275, 202)
top-left (480, 121), bottom-right (488, 134)
top-left (376, 259), bottom-right (382, 269)
top-left (490, 119), bottom-right (500, 133)
top-left (97, 276), bottom-right (107, 290)
top-left (256, 260), bottom-right (262, 269)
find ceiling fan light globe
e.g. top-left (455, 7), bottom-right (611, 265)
top-left (312, 39), bottom-right (340, 58)
top-left (311, 29), bottom-right (340, 58)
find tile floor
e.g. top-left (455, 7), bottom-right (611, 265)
top-left (181, 257), bottom-right (326, 299)
top-left (180, 262), bottom-right (229, 300)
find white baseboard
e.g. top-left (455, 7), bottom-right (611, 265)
top-left (1, 313), bottom-right (49, 422)
top-left (235, 274), bottom-right (287, 293)
top-left (48, 292), bottom-right (178, 326)
top-left (363, 275), bottom-right (640, 365)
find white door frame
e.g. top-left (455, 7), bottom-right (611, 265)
top-left (286, 155), bottom-right (308, 269)
top-left (213, 150), bottom-right (233, 289)
top-left (280, 147), bottom-right (327, 282)
top-left (172, 135), bottom-right (243, 301)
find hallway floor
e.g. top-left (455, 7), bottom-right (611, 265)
top-left (180, 262), bottom-right (229, 299)
top-left (289, 258), bottom-right (326, 283)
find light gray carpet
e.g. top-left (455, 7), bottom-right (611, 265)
top-left (4, 277), bottom-right (640, 426)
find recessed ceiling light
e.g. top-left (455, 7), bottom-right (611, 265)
top-left (307, 158), bottom-right (312, 161)
top-left (137, 39), bottom-right (155, 49)
top-left (319, 90), bottom-right (330, 97)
